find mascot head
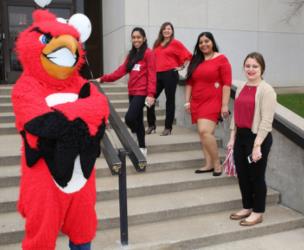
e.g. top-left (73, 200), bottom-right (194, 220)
top-left (16, 9), bottom-right (88, 84)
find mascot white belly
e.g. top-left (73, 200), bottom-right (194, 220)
top-left (46, 92), bottom-right (87, 193)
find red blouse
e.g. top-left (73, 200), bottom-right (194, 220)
top-left (100, 49), bottom-right (156, 97)
top-left (153, 39), bottom-right (192, 72)
top-left (234, 85), bottom-right (257, 128)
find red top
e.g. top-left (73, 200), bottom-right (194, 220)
top-left (234, 85), bottom-right (257, 128)
top-left (154, 39), bottom-right (192, 72)
top-left (187, 55), bottom-right (232, 123)
top-left (100, 48), bottom-right (156, 97)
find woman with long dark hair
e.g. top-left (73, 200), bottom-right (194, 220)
top-left (146, 22), bottom-right (192, 136)
top-left (228, 52), bottom-right (276, 226)
top-left (185, 32), bottom-right (232, 176)
top-left (97, 27), bottom-right (156, 156)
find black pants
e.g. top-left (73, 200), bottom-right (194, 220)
top-left (147, 69), bottom-right (179, 129)
top-left (125, 95), bottom-right (146, 148)
top-left (233, 128), bottom-right (273, 213)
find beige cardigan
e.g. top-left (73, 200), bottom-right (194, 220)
top-left (230, 80), bottom-right (277, 143)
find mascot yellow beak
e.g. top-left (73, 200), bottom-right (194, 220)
top-left (41, 34), bottom-right (79, 80)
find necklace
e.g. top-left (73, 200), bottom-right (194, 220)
top-left (204, 52), bottom-right (215, 60)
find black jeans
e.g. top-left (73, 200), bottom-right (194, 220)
top-left (147, 69), bottom-right (179, 130)
top-left (125, 95), bottom-right (146, 148)
top-left (233, 128), bottom-right (273, 213)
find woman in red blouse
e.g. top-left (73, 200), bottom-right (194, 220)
top-left (146, 22), bottom-right (192, 136)
top-left (97, 27), bottom-right (156, 157)
top-left (185, 32), bottom-right (232, 176)
top-left (228, 52), bottom-right (276, 226)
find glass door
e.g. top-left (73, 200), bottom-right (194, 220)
top-left (7, 6), bottom-right (35, 82)
top-left (2, 0), bottom-right (74, 84)
top-left (0, 29), bottom-right (4, 83)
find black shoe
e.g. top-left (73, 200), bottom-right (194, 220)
top-left (195, 168), bottom-right (214, 174)
top-left (213, 171), bottom-right (222, 176)
top-left (160, 128), bottom-right (172, 136)
top-left (146, 126), bottom-right (156, 135)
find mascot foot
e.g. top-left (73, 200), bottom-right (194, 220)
top-left (69, 241), bottom-right (91, 250)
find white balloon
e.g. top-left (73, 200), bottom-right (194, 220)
top-left (68, 13), bottom-right (92, 43)
top-left (57, 17), bottom-right (67, 24)
top-left (34, 0), bottom-right (52, 8)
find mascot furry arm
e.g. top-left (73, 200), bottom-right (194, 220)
top-left (12, 10), bottom-right (109, 191)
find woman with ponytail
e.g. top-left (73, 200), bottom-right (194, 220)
top-left (97, 27), bottom-right (156, 157)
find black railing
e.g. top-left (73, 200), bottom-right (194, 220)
top-left (93, 81), bottom-right (147, 245)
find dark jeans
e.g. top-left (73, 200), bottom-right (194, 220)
top-left (69, 241), bottom-right (91, 250)
top-left (233, 128), bottom-right (273, 213)
top-left (147, 69), bottom-right (179, 130)
top-left (125, 95), bottom-right (146, 148)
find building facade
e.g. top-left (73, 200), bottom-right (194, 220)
top-left (103, 0), bottom-right (304, 87)
top-left (1, 0), bottom-right (304, 86)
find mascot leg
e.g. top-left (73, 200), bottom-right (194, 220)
top-left (62, 170), bottom-right (97, 246)
top-left (21, 170), bottom-right (71, 250)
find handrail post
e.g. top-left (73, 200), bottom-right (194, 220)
top-left (118, 149), bottom-right (128, 245)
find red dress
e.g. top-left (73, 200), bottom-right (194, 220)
top-left (187, 54), bottom-right (232, 123)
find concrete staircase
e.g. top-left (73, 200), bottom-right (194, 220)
top-left (0, 83), bottom-right (304, 250)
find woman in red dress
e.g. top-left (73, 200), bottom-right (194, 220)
top-left (146, 22), bottom-right (192, 136)
top-left (185, 32), bottom-right (232, 176)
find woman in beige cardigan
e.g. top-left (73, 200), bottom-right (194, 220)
top-left (227, 52), bottom-right (276, 226)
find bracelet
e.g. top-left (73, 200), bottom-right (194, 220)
top-left (254, 144), bottom-right (261, 148)
top-left (184, 102), bottom-right (190, 107)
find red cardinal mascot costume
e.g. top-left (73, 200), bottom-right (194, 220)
top-left (12, 9), bottom-right (109, 250)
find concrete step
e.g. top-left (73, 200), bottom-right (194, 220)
top-left (0, 95), bottom-right (11, 103)
top-left (0, 114), bottom-right (173, 135)
top-left (0, 125), bottom-right (214, 164)
top-left (4, 205), bottom-right (304, 249)
top-left (0, 147), bottom-right (225, 188)
top-left (0, 86), bottom-right (12, 95)
top-left (0, 123), bottom-right (17, 135)
top-left (0, 83), bottom-right (128, 95)
top-left (198, 228), bottom-right (304, 250)
top-left (0, 163), bottom-right (232, 213)
top-left (105, 92), bottom-right (128, 100)
top-left (0, 99), bottom-right (137, 112)
top-left (0, 112), bottom-right (15, 123)
top-left (0, 185), bottom-right (280, 245)
top-left (100, 83), bottom-right (128, 93)
top-left (0, 103), bottom-right (12, 112)
top-left (0, 106), bottom-right (166, 124)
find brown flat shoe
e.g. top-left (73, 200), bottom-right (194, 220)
top-left (239, 216), bottom-right (263, 226)
top-left (229, 212), bottom-right (251, 220)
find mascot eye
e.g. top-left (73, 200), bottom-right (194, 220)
top-left (39, 34), bottom-right (52, 44)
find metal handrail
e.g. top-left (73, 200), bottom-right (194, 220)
top-left (94, 81), bottom-right (147, 171)
top-left (92, 80), bottom-right (148, 246)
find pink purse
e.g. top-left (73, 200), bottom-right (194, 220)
top-left (223, 147), bottom-right (237, 177)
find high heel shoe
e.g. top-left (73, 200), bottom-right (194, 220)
top-left (160, 128), bottom-right (172, 136)
top-left (146, 126), bottom-right (156, 135)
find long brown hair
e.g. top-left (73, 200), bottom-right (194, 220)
top-left (153, 22), bottom-right (174, 49)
